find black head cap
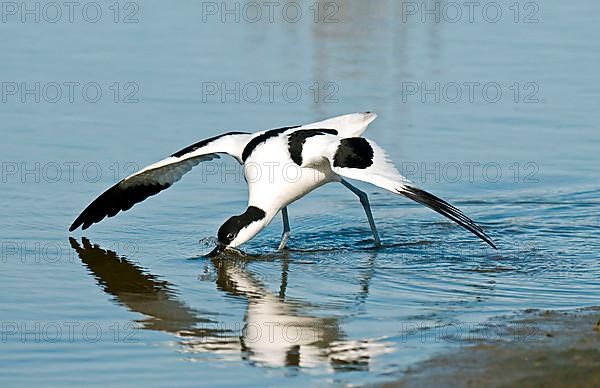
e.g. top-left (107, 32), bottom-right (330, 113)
top-left (217, 206), bottom-right (266, 246)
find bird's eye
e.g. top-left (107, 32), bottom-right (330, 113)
top-left (226, 233), bottom-right (234, 241)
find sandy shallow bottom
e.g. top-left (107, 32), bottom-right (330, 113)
top-left (390, 307), bottom-right (600, 387)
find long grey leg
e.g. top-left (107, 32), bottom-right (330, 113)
top-left (341, 179), bottom-right (381, 246)
top-left (278, 207), bottom-right (291, 251)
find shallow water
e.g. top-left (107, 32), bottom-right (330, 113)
top-left (1, 1), bottom-right (599, 386)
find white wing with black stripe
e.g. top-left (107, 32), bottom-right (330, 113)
top-left (299, 134), bottom-right (497, 248)
top-left (69, 132), bottom-right (251, 231)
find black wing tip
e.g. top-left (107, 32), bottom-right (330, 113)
top-left (69, 205), bottom-right (107, 232)
top-left (476, 230), bottom-right (497, 250)
top-left (69, 216), bottom-right (95, 232)
top-left (69, 215), bottom-right (86, 232)
top-left (398, 186), bottom-right (498, 249)
top-left (69, 182), bottom-right (169, 233)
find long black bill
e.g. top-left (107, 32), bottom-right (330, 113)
top-left (206, 243), bottom-right (225, 257)
top-left (398, 186), bottom-right (497, 249)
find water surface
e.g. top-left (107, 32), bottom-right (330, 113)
top-left (1, 1), bottom-right (599, 386)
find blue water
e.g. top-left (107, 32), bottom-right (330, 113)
top-left (2, 1), bottom-right (599, 386)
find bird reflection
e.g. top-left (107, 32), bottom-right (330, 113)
top-left (70, 238), bottom-right (390, 371)
top-left (69, 237), bottom-right (236, 341)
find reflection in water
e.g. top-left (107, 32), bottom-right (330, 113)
top-left (70, 238), bottom-right (391, 371)
top-left (68, 238), bottom-right (236, 341)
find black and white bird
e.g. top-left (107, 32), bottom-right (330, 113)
top-left (69, 112), bottom-right (496, 254)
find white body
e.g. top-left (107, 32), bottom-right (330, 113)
top-left (245, 136), bottom-right (339, 223)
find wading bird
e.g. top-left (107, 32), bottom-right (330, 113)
top-left (69, 112), bottom-right (496, 254)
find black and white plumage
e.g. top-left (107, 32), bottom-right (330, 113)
top-left (69, 112), bottom-right (496, 252)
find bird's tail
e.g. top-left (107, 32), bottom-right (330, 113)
top-left (301, 112), bottom-right (377, 137)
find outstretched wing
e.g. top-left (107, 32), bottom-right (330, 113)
top-left (298, 134), bottom-right (496, 249)
top-left (69, 132), bottom-right (251, 231)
